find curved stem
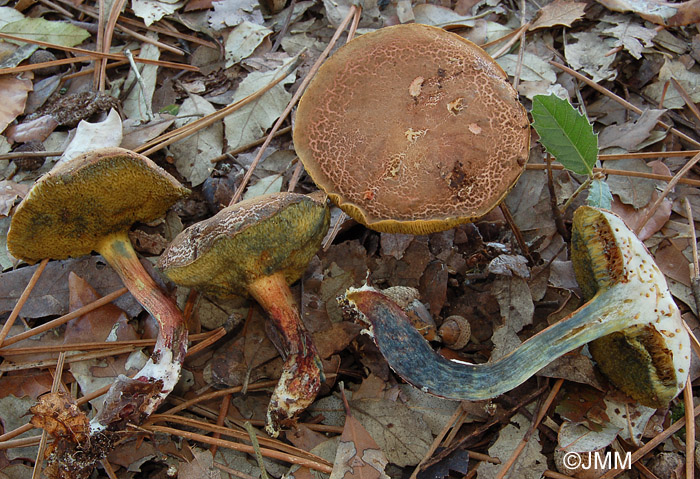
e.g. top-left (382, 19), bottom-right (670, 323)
top-left (345, 286), bottom-right (635, 401)
top-left (247, 273), bottom-right (322, 437)
top-left (92, 231), bottom-right (188, 430)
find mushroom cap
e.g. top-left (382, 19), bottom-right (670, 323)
top-left (293, 23), bottom-right (530, 234)
top-left (158, 192), bottom-right (330, 298)
top-left (8, 147), bottom-right (190, 263)
top-left (571, 206), bottom-right (689, 408)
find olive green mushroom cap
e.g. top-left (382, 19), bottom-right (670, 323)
top-left (8, 147), bottom-right (190, 264)
top-left (293, 23), bottom-right (530, 234)
top-left (572, 206), bottom-right (689, 408)
top-left (158, 192), bottom-right (330, 298)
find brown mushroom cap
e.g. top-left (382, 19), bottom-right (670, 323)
top-left (158, 192), bottom-right (330, 297)
top-left (293, 23), bottom-right (530, 234)
top-left (8, 147), bottom-right (190, 263)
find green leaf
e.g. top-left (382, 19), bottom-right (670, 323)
top-left (587, 179), bottom-right (612, 209)
top-left (0, 18), bottom-right (90, 47)
top-left (531, 94), bottom-right (598, 176)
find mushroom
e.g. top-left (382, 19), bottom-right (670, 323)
top-left (342, 206), bottom-right (690, 408)
top-left (7, 147), bottom-right (190, 429)
top-left (293, 23), bottom-right (530, 234)
top-left (157, 192), bottom-right (330, 436)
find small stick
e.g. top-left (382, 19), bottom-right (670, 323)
top-left (209, 394), bottom-right (231, 457)
top-left (1, 288), bottom-right (128, 348)
top-left (670, 78), bottom-right (700, 124)
top-left (495, 379), bottom-right (563, 479)
top-left (499, 202), bottom-right (532, 262)
top-left (599, 403), bottom-right (700, 479)
top-left (634, 151), bottom-right (700, 236)
top-left (0, 345), bottom-right (139, 372)
top-left (186, 327), bottom-right (226, 356)
top-left (550, 61), bottom-right (700, 148)
top-left (229, 4), bottom-right (361, 205)
top-left (600, 150), bottom-right (698, 160)
top-left (244, 422), bottom-right (270, 479)
top-left (0, 330), bottom-right (216, 355)
top-left (0, 32), bottom-right (198, 72)
top-left (684, 376), bottom-right (695, 479)
top-left (0, 151), bottom-right (62, 160)
top-left (0, 56), bottom-right (102, 75)
top-left (0, 258), bottom-right (49, 347)
top-left (146, 425), bottom-right (333, 473)
top-left (410, 402), bottom-right (466, 479)
top-left (526, 163), bottom-right (700, 187)
top-left (210, 126), bottom-right (292, 163)
top-left (286, 161), bottom-right (304, 192)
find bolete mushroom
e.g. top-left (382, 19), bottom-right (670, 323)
top-left (7, 147), bottom-right (190, 429)
top-left (343, 206), bottom-right (690, 408)
top-left (293, 23), bottom-right (530, 234)
top-left (158, 192), bottom-right (330, 436)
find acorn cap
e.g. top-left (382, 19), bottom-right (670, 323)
top-left (8, 147), bottom-right (190, 263)
top-left (158, 192), bottom-right (330, 297)
top-left (293, 23), bottom-right (530, 234)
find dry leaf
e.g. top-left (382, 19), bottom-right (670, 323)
top-left (530, 0), bottom-right (587, 30)
top-left (63, 272), bottom-right (138, 344)
top-left (0, 73), bottom-right (33, 134)
top-left (0, 179), bottom-right (30, 216)
top-left (29, 391), bottom-right (90, 442)
top-left (178, 447), bottom-right (222, 479)
top-left (330, 393), bottom-right (390, 479)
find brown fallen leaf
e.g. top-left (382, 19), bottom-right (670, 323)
top-left (530, 0), bottom-right (587, 30)
top-left (64, 272), bottom-right (139, 344)
top-left (330, 387), bottom-right (390, 479)
top-left (29, 391), bottom-right (89, 443)
top-left (0, 73), bottom-right (33, 134)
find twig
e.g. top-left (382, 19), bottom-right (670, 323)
top-left (551, 61), bottom-right (700, 148)
top-left (526, 163), bottom-right (700, 187)
top-left (146, 425), bottom-right (333, 473)
top-left (185, 327), bottom-right (226, 356)
top-left (495, 379), bottom-right (563, 479)
top-left (137, 60), bottom-right (298, 156)
top-left (210, 126), bottom-right (292, 163)
top-left (0, 287), bottom-right (128, 348)
top-left (0, 330), bottom-right (216, 355)
top-left (682, 320), bottom-right (700, 358)
top-left (0, 345), bottom-right (139, 372)
top-left (209, 394), bottom-right (231, 457)
top-left (0, 258), bottom-right (49, 347)
top-left (229, 4), bottom-right (361, 205)
top-left (0, 32), bottom-right (198, 73)
top-left (670, 77), bottom-right (700, 124)
top-left (599, 403), bottom-right (700, 478)
top-left (410, 402), bottom-right (466, 479)
top-left (421, 384), bottom-right (549, 469)
top-left (244, 422), bottom-right (270, 479)
top-left (500, 202), bottom-right (533, 263)
top-left (634, 151), bottom-right (700, 235)
top-left (0, 151), bottom-right (63, 160)
top-left (685, 376), bottom-right (695, 479)
top-left (600, 150), bottom-right (698, 160)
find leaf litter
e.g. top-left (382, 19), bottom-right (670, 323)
top-left (0, 0), bottom-right (700, 477)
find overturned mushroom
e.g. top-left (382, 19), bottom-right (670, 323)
top-left (158, 192), bottom-right (330, 436)
top-left (294, 23), bottom-right (530, 234)
top-left (343, 207), bottom-right (690, 408)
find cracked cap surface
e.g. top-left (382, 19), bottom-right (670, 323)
top-left (8, 147), bottom-right (190, 263)
top-left (293, 23), bottom-right (530, 234)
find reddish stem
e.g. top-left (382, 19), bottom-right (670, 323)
top-left (247, 272), bottom-right (322, 436)
top-left (92, 232), bottom-right (188, 429)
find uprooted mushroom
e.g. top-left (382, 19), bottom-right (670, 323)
top-left (343, 206), bottom-right (690, 409)
top-left (158, 192), bottom-right (330, 436)
top-left (293, 23), bottom-right (530, 234)
top-left (7, 147), bottom-right (190, 474)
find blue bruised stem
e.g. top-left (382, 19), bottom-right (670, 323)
top-left (344, 286), bottom-right (632, 401)
top-left (343, 207), bottom-right (690, 409)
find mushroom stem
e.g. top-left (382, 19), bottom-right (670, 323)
top-left (345, 285), bottom-right (632, 400)
top-left (344, 207), bottom-right (690, 409)
top-left (91, 232), bottom-right (188, 430)
top-left (247, 272), bottom-right (323, 436)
